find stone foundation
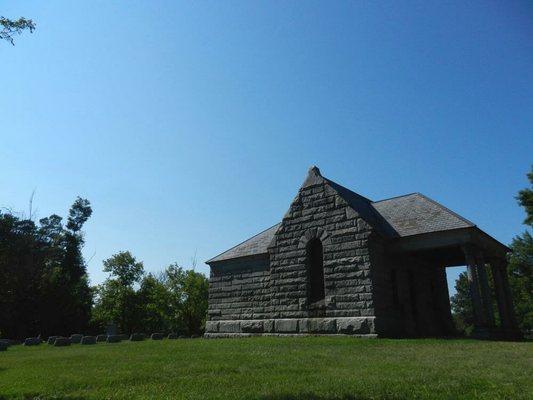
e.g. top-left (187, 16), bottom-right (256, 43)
top-left (205, 317), bottom-right (376, 337)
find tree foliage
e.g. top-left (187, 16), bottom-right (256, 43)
top-left (0, 198), bottom-right (93, 339)
top-left (516, 166), bottom-right (533, 227)
top-left (0, 17), bottom-right (35, 45)
top-left (92, 257), bottom-right (209, 336)
top-left (509, 166), bottom-right (533, 333)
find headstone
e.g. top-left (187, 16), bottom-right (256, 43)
top-left (47, 336), bottom-right (59, 345)
top-left (150, 333), bottom-right (164, 340)
top-left (96, 334), bottom-right (107, 342)
top-left (130, 333), bottom-right (145, 341)
top-left (23, 337), bottom-right (40, 346)
top-left (81, 336), bottom-right (97, 345)
top-left (70, 334), bottom-right (83, 344)
top-left (0, 341), bottom-right (8, 351)
top-left (54, 337), bottom-right (71, 347)
top-left (106, 322), bottom-right (118, 336)
top-left (178, 335), bottom-right (187, 339)
top-left (106, 334), bottom-right (122, 343)
top-left (167, 333), bottom-right (178, 339)
top-left (0, 339), bottom-right (10, 348)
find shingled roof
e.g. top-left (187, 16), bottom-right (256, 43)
top-left (207, 174), bottom-right (476, 264)
top-left (372, 193), bottom-right (474, 237)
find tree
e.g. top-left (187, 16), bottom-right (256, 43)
top-left (93, 251), bottom-right (145, 334)
top-left (1, 17), bottom-right (35, 45)
top-left (516, 166), bottom-right (533, 226)
top-left (450, 272), bottom-right (474, 334)
top-left (508, 232), bottom-right (533, 333)
top-left (0, 198), bottom-right (93, 339)
top-left (102, 251), bottom-right (144, 287)
top-left (508, 166), bottom-right (533, 334)
top-left (137, 273), bottom-right (173, 333)
top-left (164, 264), bottom-right (209, 335)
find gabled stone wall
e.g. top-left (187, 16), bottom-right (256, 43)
top-left (205, 169), bottom-right (380, 337)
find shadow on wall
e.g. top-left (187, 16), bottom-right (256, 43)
top-left (260, 394), bottom-right (410, 400)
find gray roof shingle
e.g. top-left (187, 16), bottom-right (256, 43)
top-left (371, 193), bottom-right (474, 237)
top-left (206, 223), bottom-right (281, 263)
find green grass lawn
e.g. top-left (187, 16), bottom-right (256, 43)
top-left (0, 337), bottom-right (532, 400)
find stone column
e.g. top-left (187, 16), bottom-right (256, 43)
top-left (490, 258), bottom-right (518, 335)
top-left (475, 252), bottom-right (495, 328)
top-left (462, 246), bottom-right (485, 328)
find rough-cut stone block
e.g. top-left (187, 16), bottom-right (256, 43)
top-left (308, 318), bottom-right (337, 333)
top-left (263, 320), bottom-right (274, 333)
top-left (96, 334), bottom-right (107, 342)
top-left (241, 320), bottom-right (263, 333)
top-left (106, 335), bottom-right (122, 343)
top-left (70, 334), bottom-right (83, 344)
top-left (151, 333), bottom-right (165, 340)
top-left (336, 317), bottom-right (370, 334)
top-left (219, 321), bottom-right (241, 333)
top-left (81, 336), bottom-right (96, 345)
top-left (130, 333), bottom-right (145, 341)
top-left (205, 321), bottom-right (219, 333)
top-left (54, 337), bottom-right (71, 346)
top-left (275, 319), bottom-right (298, 333)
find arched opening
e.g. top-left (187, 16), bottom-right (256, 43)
top-left (307, 238), bottom-right (325, 304)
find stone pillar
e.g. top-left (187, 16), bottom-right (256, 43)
top-left (462, 246), bottom-right (485, 328)
top-left (490, 258), bottom-right (519, 338)
top-left (475, 252), bottom-right (495, 328)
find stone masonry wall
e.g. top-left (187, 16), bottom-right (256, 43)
top-left (205, 169), bottom-right (383, 337)
top-left (264, 176), bottom-right (377, 335)
top-left (207, 256), bottom-right (271, 334)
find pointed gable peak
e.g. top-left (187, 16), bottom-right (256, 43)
top-left (302, 165), bottom-right (324, 188)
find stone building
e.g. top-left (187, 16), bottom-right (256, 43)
top-left (205, 167), bottom-right (520, 339)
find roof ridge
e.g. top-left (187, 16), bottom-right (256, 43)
top-left (414, 192), bottom-right (476, 227)
top-left (205, 222), bottom-right (281, 263)
top-left (372, 192), bottom-right (419, 204)
top-left (324, 177), bottom-right (374, 203)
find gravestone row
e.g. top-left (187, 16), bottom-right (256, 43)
top-left (0, 333), bottom-right (197, 350)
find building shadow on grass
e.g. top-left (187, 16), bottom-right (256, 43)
top-left (260, 394), bottom-right (408, 400)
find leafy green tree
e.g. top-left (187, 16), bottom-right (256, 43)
top-left (103, 251), bottom-right (144, 287)
top-left (164, 264), bottom-right (209, 335)
top-left (450, 272), bottom-right (474, 334)
top-left (92, 251), bottom-right (145, 333)
top-left (137, 273), bottom-right (173, 333)
top-left (0, 198), bottom-right (93, 339)
top-left (517, 166), bottom-right (533, 226)
top-left (1, 17), bottom-right (35, 45)
top-left (508, 166), bottom-right (533, 333)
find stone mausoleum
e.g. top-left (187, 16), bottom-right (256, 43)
top-left (205, 167), bottom-right (520, 339)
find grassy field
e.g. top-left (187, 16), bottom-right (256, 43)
top-left (0, 337), bottom-right (531, 400)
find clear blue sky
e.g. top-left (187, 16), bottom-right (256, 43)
top-left (1, 1), bottom-right (532, 296)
